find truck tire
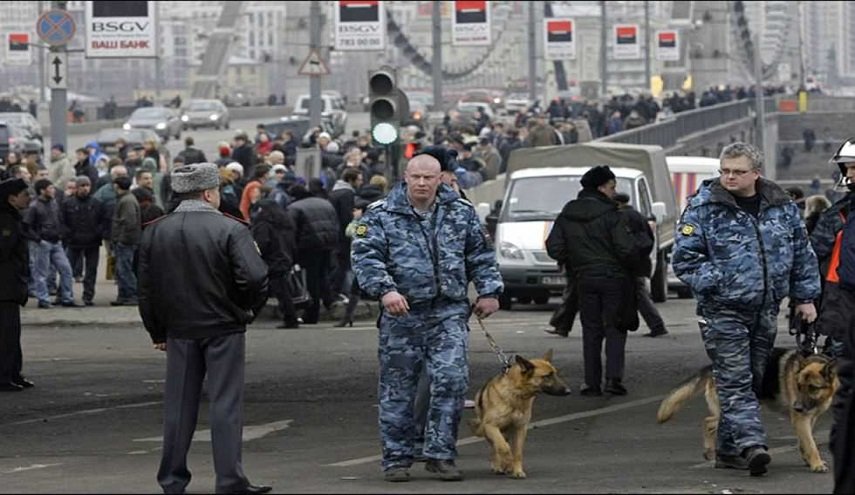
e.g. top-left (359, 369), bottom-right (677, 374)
top-left (499, 294), bottom-right (513, 311)
top-left (651, 249), bottom-right (668, 303)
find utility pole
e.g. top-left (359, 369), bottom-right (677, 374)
top-left (797, 1), bottom-right (806, 88)
top-left (38, 0), bottom-right (46, 104)
top-left (600, 0), bottom-right (607, 98)
top-left (644, 0), bottom-right (651, 91)
top-left (528, 0), bottom-right (537, 102)
top-left (432, 1), bottom-right (442, 111)
top-left (753, 34), bottom-right (771, 181)
top-left (309, 0), bottom-right (322, 127)
top-left (49, 0), bottom-right (68, 154)
top-left (154, 1), bottom-right (161, 100)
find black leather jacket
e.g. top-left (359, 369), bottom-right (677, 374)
top-left (138, 200), bottom-right (269, 343)
top-left (287, 196), bottom-right (340, 252)
top-left (60, 194), bottom-right (105, 247)
top-left (0, 205), bottom-right (29, 305)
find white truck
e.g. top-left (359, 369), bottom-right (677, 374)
top-left (477, 143), bottom-right (678, 309)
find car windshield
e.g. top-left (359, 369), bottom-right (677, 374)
top-left (502, 176), bottom-right (634, 221)
top-left (0, 113), bottom-right (27, 124)
top-left (188, 101), bottom-right (218, 111)
top-left (132, 108), bottom-right (167, 119)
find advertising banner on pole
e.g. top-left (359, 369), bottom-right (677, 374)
top-left (655, 30), bottom-right (679, 61)
top-left (6, 33), bottom-right (32, 65)
top-left (84, 1), bottom-right (156, 58)
top-left (334, 0), bottom-right (386, 51)
top-left (452, 0), bottom-right (491, 46)
top-left (544, 19), bottom-right (575, 61)
top-left (613, 24), bottom-right (640, 60)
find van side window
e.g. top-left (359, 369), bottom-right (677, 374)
top-left (637, 177), bottom-right (653, 218)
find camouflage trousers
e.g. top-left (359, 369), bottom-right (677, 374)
top-left (698, 303), bottom-right (779, 457)
top-left (377, 301), bottom-right (470, 470)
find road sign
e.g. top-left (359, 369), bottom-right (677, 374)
top-left (37, 9), bottom-right (76, 46)
top-left (47, 52), bottom-right (67, 89)
top-left (298, 49), bottom-right (330, 76)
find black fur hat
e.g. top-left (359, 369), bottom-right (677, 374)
top-left (580, 165), bottom-right (616, 190)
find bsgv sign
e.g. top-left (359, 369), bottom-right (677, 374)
top-left (334, 0), bottom-right (386, 51)
top-left (452, 0), bottom-right (491, 46)
top-left (85, 0), bottom-right (156, 58)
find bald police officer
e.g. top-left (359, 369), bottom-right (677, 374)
top-left (351, 153), bottom-right (503, 482)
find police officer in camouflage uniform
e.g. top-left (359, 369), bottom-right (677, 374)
top-left (673, 142), bottom-right (821, 476)
top-left (351, 154), bottom-right (503, 482)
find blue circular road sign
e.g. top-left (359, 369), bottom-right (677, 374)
top-left (36, 9), bottom-right (76, 46)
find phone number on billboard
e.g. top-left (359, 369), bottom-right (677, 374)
top-left (339, 38), bottom-right (382, 47)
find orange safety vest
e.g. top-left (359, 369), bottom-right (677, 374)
top-left (827, 211), bottom-right (848, 283)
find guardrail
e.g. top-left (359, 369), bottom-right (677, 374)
top-left (596, 99), bottom-right (755, 148)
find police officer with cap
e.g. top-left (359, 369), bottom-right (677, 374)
top-left (0, 178), bottom-right (33, 392)
top-left (138, 163), bottom-right (271, 494)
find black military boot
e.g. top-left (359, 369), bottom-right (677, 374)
top-left (744, 446), bottom-right (771, 476)
top-left (425, 459), bottom-right (463, 481)
top-left (604, 379), bottom-right (627, 395)
top-left (715, 454), bottom-right (748, 470)
top-left (383, 466), bottom-right (411, 482)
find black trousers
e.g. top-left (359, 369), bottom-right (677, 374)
top-left (66, 246), bottom-right (100, 303)
top-left (158, 333), bottom-right (249, 494)
top-left (550, 276), bottom-right (578, 332)
top-left (297, 249), bottom-right (333, 324)
top-left (269, 272), bottom-right (298, 326)
top-left (635, 277), bottom-right (666, 333)
top-left (831, 288), bottom-right (855, 494)
top-left (578, 277), bottom-right (628, 387)
top-left (0, 302), bottom-right (22, 384)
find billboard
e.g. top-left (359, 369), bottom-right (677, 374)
top-left (85, 0), bottom-right (156, 58)
top-left (334, 0), bottom-right (385, 51)
top-left (544, 19), bottom-right (575, 61)
top-left (6, 33), bottom-right (31, 65)
top-left (655, 30), bottom-right (679, 61)
top-left (613, 24), bottom-right (640, 60)
top-left (452, 0), bottom-right (491, 46)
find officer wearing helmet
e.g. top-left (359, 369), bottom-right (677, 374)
top-left (810, 138), bottom-right (855, 494)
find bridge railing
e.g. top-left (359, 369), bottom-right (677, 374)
top-left (596, 99), bottom-right (755, 148)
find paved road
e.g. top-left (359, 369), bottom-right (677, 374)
top-left (0, 289), bottom-right (836, 494)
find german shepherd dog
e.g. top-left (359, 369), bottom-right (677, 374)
top-left (657, 348), bottom-right (838, 473)
top-left (470, 350), bottom-right (571, 479)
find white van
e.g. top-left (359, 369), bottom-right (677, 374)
top-left (666, 156), bottom-right (720, 213)
top-left (665, 156), bottom-right (720, 298)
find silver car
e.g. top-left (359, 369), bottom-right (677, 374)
top-left (180, 99), bottom-right (230, 130)
top-left (123, 107), bottom-right (182, 142)
top-left (0, 112), bottom-right (42, 140)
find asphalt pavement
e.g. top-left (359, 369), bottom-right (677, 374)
top-left (1, 282), bottom-right (837, 494)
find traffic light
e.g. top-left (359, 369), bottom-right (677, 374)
top-left (368, 66), bottom-right (409, 146)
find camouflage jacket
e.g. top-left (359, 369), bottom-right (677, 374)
top-left (351, 182), bottom-right (503, 305)
top-left (673, 178), bottom-right (820, 308)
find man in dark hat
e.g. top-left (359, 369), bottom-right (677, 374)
top-left (0, 178), bottom-right (33, 391)
top-left (546, 165), bottom-right (641, 396)
top-left (138, 163), bottom-right (271, 494)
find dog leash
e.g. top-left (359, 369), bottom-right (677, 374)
top-left (476, 316), bottom-right (512, 373)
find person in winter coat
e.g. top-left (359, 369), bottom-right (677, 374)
top-left (73, 148), bottom-right (99, 186)
top-left (60, 176), bottom-right (106, 306)
top-left (48, 144), bottom-right (75, 187)
top-left (546, 166), bottom-right (640, 397)
top-left (250, 199), bottom-right (299, 329)
top-left (110, 176), bottom-right (141, 306)
top-left (26, 179), bottom-right (78, 308)
top-left (328, 168), bottom-right (363, 298)
top-left (673, 142), bottom-right (820, 476)
top-left (0, 178), bottom-right (33, 391)
top-left (176, 136), bottom-right (207, 165)
top-left (238, 164), bottom-right (270, 221)
top-left (286, 184), bottom-right (340, 324)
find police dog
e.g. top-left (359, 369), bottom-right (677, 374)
top-left (470, 350), bottom-right (571, 479)
top-left (657, 348), bottom-right (838, 473)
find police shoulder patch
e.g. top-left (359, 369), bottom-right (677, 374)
top-left (681, 224), bottom-right (697, 236)
top-left (355, 224), bottom-right (368, 237)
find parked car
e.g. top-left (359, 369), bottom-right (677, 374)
top-left (95, 128), bottom-right (162, 158)
top-left (180, 99), bottom-right (230, 130)
top-left (0, 112), bottom-right (42, 140)
top-left (123, 107), bottom-right (182, 142)
top-left (292, 94), bottom-right (348, 137)
top-left (6, 124), bottom-right (43, 155)
top-left (504, 93), bottom-right (533, 115)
